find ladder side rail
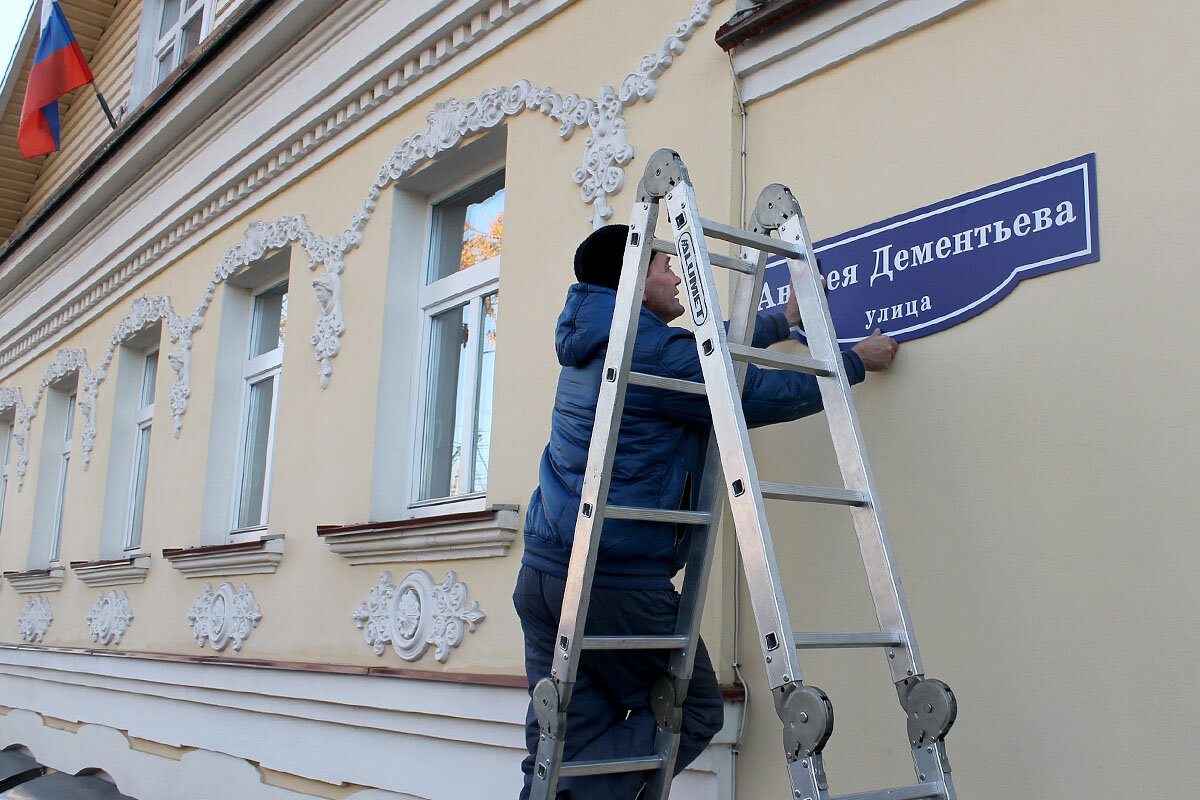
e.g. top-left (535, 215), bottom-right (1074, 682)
top-left (551, 201), bottom-right (660, 686)
top-left (664, 184), bottom-right (806, 691)
top-left (530, 204), bottom-right (659, 800)
top-left (777, 213), bottom-right (924, 684)
top-left (645, 247), bottom-right (773, 800)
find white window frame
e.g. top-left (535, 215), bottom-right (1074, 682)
top-left (123, 349), bottom-right (158, 551)
top-left (229, 280), bottom-right (286, 542)
top-left (49, 392), bottom-right (76, 563)
top-left (130, 0), bottom-right (215, 106)
top-left (408, 171), bottom-right (503, 512)
top-left (0, 417), bottom-right (13, 537)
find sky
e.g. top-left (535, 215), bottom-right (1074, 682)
top-left (0, 0), bottom-right (35, 90)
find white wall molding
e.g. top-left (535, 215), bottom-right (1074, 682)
top-left (6, 570), bottom-right (65, 595)
top-left (186, 581), bottom-right (262, 652)
top-left (0, 1), bottom-right (725, 494)
top-left (16, 596), bottom-right (54, 641)
top-left (731, 0), bottom-right (982, 102)
top-left (163, 535), bottom-right (285, 578)
top-left (85, 590), bottom-right (134, 646)
top-left (0, 646), bottom-right (737, 798)
top-left (0, 0), bottom-right (578, 383)
top-left (352, 570), bottom-right (486, 663)
top-left (319, 505), bottom-right (520, 564)
top-left (69, 555), bottom-right (151, 588)
top-left (0, 0), bottom-right (724, 398)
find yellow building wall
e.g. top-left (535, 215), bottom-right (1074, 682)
top-left (738, 0), bottom-right (1199, 798)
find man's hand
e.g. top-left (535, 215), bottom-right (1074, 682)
top-left (783, 275), bottom-right (825, 328)
top-left (852, 329), bottom-right (899, 371)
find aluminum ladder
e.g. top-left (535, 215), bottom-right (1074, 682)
top-left (529, 149), bottom-right (958, 800)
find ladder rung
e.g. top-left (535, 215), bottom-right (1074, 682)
top-left (792, 631), bottom-right (906, 649)
top-left (628, 371), bottom-right (707, 395)
top-left (606, 506), bottom-right (712, 525)
top-left (697, 217), bottom-right (804, 258)
top-left (580, 635), bottom-right (689, 650)
top-left (760, 482), bottom-right (869, 506)
top-left (651, 237), bottom-right (755, 274)
top-left (727, 343), bottom-right (835, 376)
top-left (559, 756), bottom-right (664, 777)
top-left (832, 783), bottom-right (945, 800)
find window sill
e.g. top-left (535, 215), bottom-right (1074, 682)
top-left (317, 504), bottom-right (519, 565)
top-left (69, 554), bottom-right (151, 587)
top-left (3, 567), bottom-right (66, 593)
top-left (162, 535), bottom-right (284, 578)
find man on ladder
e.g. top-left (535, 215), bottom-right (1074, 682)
top-left (514, 222), bottom-right (899, 800)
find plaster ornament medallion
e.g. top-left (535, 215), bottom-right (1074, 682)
top-left (352, 570), bottom-right (486, 663)
top-left (85, 590), bottom-right (134, 645)
top-left (186, 581), bottom-right (263, 651)
top-left (17, 595), bottom-right (53, 642)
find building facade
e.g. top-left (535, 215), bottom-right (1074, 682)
top-left (0, 0), bottom-right (1195, 798)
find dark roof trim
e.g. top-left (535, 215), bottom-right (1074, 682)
top-left (0, 0), bottom-right (278, 263)
top-left (715, 0), bottom-right (833, 51)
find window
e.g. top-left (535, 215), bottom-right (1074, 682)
top-left (231, 281), bottom-right (286, 537)
top-left (50, 392), bottom-right (75, 563)
top-left (0, 417), bottom-right (12, 536)
top-left (414, 172), bottom-right (502, 504)
top-left (131, 0), bottom-right (213, 103)
top-left (124, 350), bottom-right (157, 550)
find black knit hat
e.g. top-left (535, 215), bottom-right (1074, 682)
top-left (574, 224), bottom-right (629, 290)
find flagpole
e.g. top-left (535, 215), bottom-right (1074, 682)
top-left (92, 84), bottom-right (117, 130)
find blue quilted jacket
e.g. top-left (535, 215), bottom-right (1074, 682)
top-left (521, 284), bottom-right (865, 589)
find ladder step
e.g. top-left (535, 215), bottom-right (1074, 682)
top-left (727, 343), bottom-right (835, 376)
top-left (698, 217), bottom-right (804, 259)
top-left (792, 631), bottom-right (906, 649)
top-left (652, 237), bottom-right (755, 274)
top-left (580, 635), bottom-right (689, 650)
top-left (832, 783), bottom-right (945, 800)
top-left (760, 482), bottom-right (870, 506)
top-left (559, 756), bottom-right (664, 777)
top-left (628, 371), bottom-right (707, 395)
top-left (606, 505), bottom-right (713, 525)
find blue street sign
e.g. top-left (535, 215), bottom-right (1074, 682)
top-left (760, 154), bottom-right (1100, 344)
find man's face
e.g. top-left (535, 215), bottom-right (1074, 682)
top-left (643, 251), bottom-right (684, 322)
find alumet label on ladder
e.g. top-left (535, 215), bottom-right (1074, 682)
top-left (676, 230), bottom-right (709, 326)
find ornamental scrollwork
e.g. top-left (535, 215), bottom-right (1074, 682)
top-left (186, 581), bottom-right (262, 652)
top-left (17, 595), bottom-right (53, 643)
top-left (0, 387), bottom-right (30, 489)
top-left (85, 590), bottom-right (134, 645)
top-left (352, 570), bottom-right (486, 663)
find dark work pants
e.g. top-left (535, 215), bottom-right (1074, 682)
top-left (513, 565), bottom-right (724, 800)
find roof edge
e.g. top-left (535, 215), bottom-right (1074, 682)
top-left (715, 0), bottom-right (831, 51)
top-left (0, 1), bottom-right (39, 118)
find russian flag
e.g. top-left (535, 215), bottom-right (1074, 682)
top-left (18, 1), bottom-right (94, 159)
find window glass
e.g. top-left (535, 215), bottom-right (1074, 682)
top-left (159, 0), bottom-right (182, 37)
top-left (236, 375), bottom-right (275, 528)
top-left (0, 422), bottom-right (11, 536)
top-left (181, 14), bottom-right (203, 54)
top-left (428, 174), bottom-right (504, 283)
top-left (471, 293), bottom-right (498, 493)
top-left (420, 306), bottom-right (471, 499)
top-left (127, 424), bottom-right (152, 548)
top-left (50, 393), bottom-right (75, 561)
top-left (249, 284), bottom-right (287, 358)
top-left (140, 351), bottom-right (159, 408)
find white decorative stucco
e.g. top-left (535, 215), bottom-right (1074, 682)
top-left (186, 582), bottom-right (263, 652)
top-left (17, 595), bottom-right (53, 642)
top-left (352, 570), bottom-right (486, 663)
top-left (0, 1), bottom-right (721, 477)
top-left (85, 590), bottom-right (134, 645)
